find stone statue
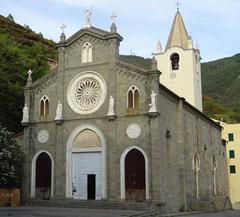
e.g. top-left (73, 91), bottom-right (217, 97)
top-left (148, 91), bottom-right (157, 113)
top-left (21, 103), bottom-right (29, 123)
top-left (55, 101), bottom-right (63, 120)
top-left (107, 96), bottom-right (115, 116)
top-left (85, 7), bottom-right (93, 28)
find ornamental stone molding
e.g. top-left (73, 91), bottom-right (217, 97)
top-left (37, 129), bottom-right (49, 143)
top-left (67, 71), bottom-right (107, 114)
top-left (126, 123), bottom-right (141, 139)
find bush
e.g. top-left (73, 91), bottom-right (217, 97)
top-left (0, 127), bottom-right (24, 188)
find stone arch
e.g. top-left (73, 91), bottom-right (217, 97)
top-left (66, 124), bottom-right (106, 199)
top-left (120, 146), bottom-right (149, 200)
top-left (31, 150), bottom-right (54, 198)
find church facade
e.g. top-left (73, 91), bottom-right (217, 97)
top-left (21, 11), bottom-right (229, 212)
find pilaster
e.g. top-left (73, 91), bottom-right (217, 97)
top-left (176, 98), bottom-right (186, 210)
top-left (54, 43), bottom-right (66, 198)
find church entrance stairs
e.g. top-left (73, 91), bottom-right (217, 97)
top-left (23, 199), bottom-right (166, 212)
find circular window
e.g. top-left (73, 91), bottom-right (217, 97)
top-left (67, 71), bottom-right (107, 114)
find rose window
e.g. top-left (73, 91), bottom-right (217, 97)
top-left (67, 71), bottom-right (107, 114)
top-left (74, 78), bottom-right (102, 110)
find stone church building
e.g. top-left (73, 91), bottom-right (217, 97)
top-left (21, 11), bottom-right (229, 212)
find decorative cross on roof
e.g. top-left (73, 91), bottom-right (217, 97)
top-left (60, 24), bottom-right (66, 34)
top-left (27, 69), bottom-right (32, 76)
top-left (176, 0), bottom-right (181, 11)
top-left (110, 13), bottom-right (117, 23)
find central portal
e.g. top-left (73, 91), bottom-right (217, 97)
top-left (66, 126), bottom-right (106, 200)
top-left (72, 152), bottom-right (101, 200)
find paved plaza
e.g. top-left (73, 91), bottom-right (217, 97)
top-left (0, 207), bottom-right (240, 217)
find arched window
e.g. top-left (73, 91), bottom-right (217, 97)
top-left (82, 42), bottom-right (92, 63)
top-left (211, 156), bottom-right (217, 195)
top-left (170, 53), bottom-right (180, 70)
top-left (127, 85), bottom-right (139, 111)
top-left (39, 95), bottom-right (50, 117)
top-left (192, 154), bottom-right (200, 199)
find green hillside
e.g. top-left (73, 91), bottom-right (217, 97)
top-left (202, 54), bottom-right (240, 112)
top-left (119, 55), bottom-right (152, 69)
top-left (0, 14), bottom-right (56, 133)
top-left (202, 54), bottom-right (240, 122)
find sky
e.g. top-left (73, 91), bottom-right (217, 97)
top-left (0, 0), bottom-right (239, 62)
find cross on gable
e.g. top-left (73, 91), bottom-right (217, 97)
top-left (110, 13), bottom-right (117, 23)
top-left (176, 0), bottom-right (181, 11)
top-left (27, 69), bottom-right (32, 76)
top-left (60, 24), bottom-right (66, 33)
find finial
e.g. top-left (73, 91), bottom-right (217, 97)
top-left (60, 24), bottom-right (66, 34)
top-left (27, 69), bottom-right (33, 77)
top-left (110, 13), bottom-right (117, 23)
top-left (176, 0), bottom-right (181, 11)
top-left (60, 24), bottom-right (66, 42)
top-left (27, 69), bottom-right (32, 86)
top-left (151, 55), bottom-right (158, 70)
top-left (84, 6), bottom-right (93, 28)
top-left (130, 47), bottom-right (135, 56)
top-left (110, 13), bottom-right (117, 33)
top-left (156, 40), bottom-right (162, 54)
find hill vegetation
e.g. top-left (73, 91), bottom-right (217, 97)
top-left (201, 54), bottom-right (240, 112)
top-left (0, 13), bottom-right (240, 133)
top-left (0, 14), bottom-right (56, 133)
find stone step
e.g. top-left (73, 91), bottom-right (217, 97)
top-left (23, 199), bottom-right (162, 211)
top-left (192, 200), bottom-right (215, 211)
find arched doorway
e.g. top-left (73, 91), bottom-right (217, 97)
top-left (72, 129), bottom-right (102, 200)
top-left (31, 151), bottom-right (54, 199)
top-left (125, 149), bottom-right (145, 202)
top-left (66, 124), bottom-right (107, 200)
top-left (120, 146), bottom-right (149, 202)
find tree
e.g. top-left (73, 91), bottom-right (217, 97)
top-left (6, 14), bottom-right (14, 22)
top-left (0, 127), bottom-right (24, 188)
top-left (38, 32), bottom-right (43, 38)
top-left (24, 25), bottom-right (32, 32)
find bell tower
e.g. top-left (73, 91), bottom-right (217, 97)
top-left (155, 10), bottom-right (202, 111)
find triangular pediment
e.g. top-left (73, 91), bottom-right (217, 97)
top-left (57, 26), bottom-right (123, 47)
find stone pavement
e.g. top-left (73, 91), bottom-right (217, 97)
top-left (0, 206), bottom-right (141, 217)
top-left (0, 207), bottom-right (240, 217)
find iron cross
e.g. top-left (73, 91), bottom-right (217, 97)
top-left (110, 13), bottom-right (117, 23)
top-left (60, 24), bottom-right (66, 34)
top-left (176, 0), bottom-right (181, 11)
